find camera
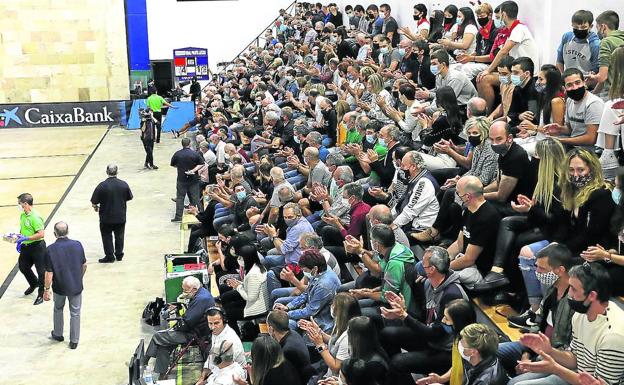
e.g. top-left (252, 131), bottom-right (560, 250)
top-left (139, 108), bottom-right (153, 121)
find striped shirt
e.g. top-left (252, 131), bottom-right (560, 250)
top-left (570, 301), bottom-right (624, 384)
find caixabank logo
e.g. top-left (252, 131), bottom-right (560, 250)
top-left (0, 101), bottom-right (127, 128)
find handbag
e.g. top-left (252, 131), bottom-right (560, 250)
top-left (142, 297), bottom-right (165, 326)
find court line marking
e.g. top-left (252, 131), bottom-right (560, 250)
top-left (0, 202), bottom-right (58, 208)
top-left (0, 126), bottom-right (112, 300)
top-left (0, 153), bottom-right (89, 160)
top-left (0, 174), bottom-right (76, 181)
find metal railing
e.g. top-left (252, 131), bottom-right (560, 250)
top-left (214, 0), bottom-right (298, 72)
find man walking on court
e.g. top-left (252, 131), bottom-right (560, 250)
top-left (16, 193), bottom-right (46, 305)
top-left (146, 89), bottom-right (177, 143)
top-left (90, 164), bottom-right (133, 263)
top-left (43, 221), bottom-right (87, 349)
top-left (170, 137), bottom-right (205, 222)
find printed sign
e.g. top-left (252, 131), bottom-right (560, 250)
top-left (0, 101), bottom-right (130, 128)
top-left (173, 47), bottom-right (209, 81)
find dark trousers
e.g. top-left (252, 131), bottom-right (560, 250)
top-left (187, 223), bottom-right (210, 253)
top-left (381, 326), bottom-right (452, 385)
top-left (146, 329), bottom-right (191, 374)
top-left (100, 222), bottom-right (125, 259)
top-left (18, 240), bottom-right (46, 295)
top-left (175, 180), bottom-right (200, 219)
top-left (142, 138), bottom-right (155, 166)
top-left (432, 187), bottom-right (462, 237)
top-left (153, 111), bottom-right (163, 143)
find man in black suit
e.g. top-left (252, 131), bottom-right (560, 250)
top-left (90, 164), bottom-right (133, 263)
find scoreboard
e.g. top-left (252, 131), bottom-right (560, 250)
top-left (173, 47), bottom-right (209, 81)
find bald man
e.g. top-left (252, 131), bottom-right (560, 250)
top-left (445, 176), bottom-right (501, 289)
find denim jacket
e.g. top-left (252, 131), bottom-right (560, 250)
top-left (287, 269), bottom-right (341, 332)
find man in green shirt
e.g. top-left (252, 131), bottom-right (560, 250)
top-left (586, 11), bottom-right (624, 98)
top-left (146, 90), bottom-right (177, 143)
top-left (16, 193), bottom-right (46, 305)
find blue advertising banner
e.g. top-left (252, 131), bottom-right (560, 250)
top-left (0, 101), bottom-right (131, 128)
top-left (173, 47), bottom-right (209, 81)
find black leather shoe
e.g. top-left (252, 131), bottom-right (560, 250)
top-left (24, 285), bottom-right (37, 295)
top-left (34, 296), bottom-right (44, 305)
top-left (51, 331), bottom-right (64, 342)
top-left (98, 257), bottom-right (115, 263)
top-left (171, 217), bottom-right (182, 222)
top-left (115, 256), bottom-right (123, 262)
top-left (69, 342), bottom-right (78, 349)
top-left (151, 165), bottom-right (159, 170)
top-left (471, 272), bottom-right (510, 292)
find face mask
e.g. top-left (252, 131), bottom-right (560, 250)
top-left (444, 16), bottom-right (454, 24)
top-left (342, 197), bottom-right (351, 206)
top-left (494, 18), bottom-right (504, 29)
top-left (510, 74), bottom-right (524, 86)
top-left (573, 28), bottom-right (589, 40)
top-left (499, 74), bottom-right (510, 85)
top-left (285, 218), bottom-right (297, 227)
top-left (491, 142), bottom-right (509, 156)
top-left (571, 173), bottom-right (592, 188)
top-left (366, 134), bottom-right (376, 143)
top-left (536, 271), bottom-right (558, 287)
top-left (368, 13), bottom-right (375, 20)
top-left (18, 204), bottom-right (24, 212)
top-left (458, 341), bottom-right (472, 361)
top-left (413, 15), bottom-right (419, 21)
top-left (377, 138), bottom-right (387, 147)
top-left (612, 188), bottom-right (622, 204)
top-left (237, 257), bottom-right (245, 267)
top-left (294, 136), bottom-right (301, 144)
top-left (379, 47), bottom-right (389, 55)
top-left (567, 86), bottom-right (586, 101)
top-left (303, 271), bottom-right (314, 280)
top-left (568, 295), bottom-right (590, 314)
top-left (430, 64), bottom-right (440, 76)
top-left (456, 17), bottom-right (463, 24)
top-left (477, 17), bottom-right (489, 27)
top-left (468, 135), bottom-right (482, 147)
top-left (534, 82), bottom-right (546, 93)
top-left (398, 48), bottom-right (406, 56)
top-left (236, 191), bottom-right (247, 200)
top-left (441, 322), bottom-right (454, 334)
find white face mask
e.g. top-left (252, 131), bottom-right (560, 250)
top-left (18, 204), bottom-right (24, 212)
top-left (458, 340), bottom-right (472, 361)
top-left (237, 257), bottom-right (245, 267)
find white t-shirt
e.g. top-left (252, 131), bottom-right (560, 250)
top-left (454, 24), bottom-right (478, 55)
top-left (203, 149), bottom-right (217, 166)
top-left (399, 102), bottom-right (424, 141)
top-left (508, 24), bottom-right (539, 67)
top-left (203, 325), bottom-right (247, 371)
top-left (597, 98), bottom-right (624, 150)
top-left (326, 329), bottom-right (350, 377)
top-left (215, 141), bottom-right (227, 165)
top-left (206, 362), bottom-right (247, 385)
top-left (416, 20), bottom-right (430, 36)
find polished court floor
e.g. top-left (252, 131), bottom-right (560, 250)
top-left (0, 126), bottom-right (181, 384)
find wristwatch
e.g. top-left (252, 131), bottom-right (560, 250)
top-left (315, 344), bottom-right (327, 353)
top-left (605, 253), bottom-right (613, 263)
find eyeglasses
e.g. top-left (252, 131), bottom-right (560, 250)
top-left (455, 191), bottom-right (469, 200)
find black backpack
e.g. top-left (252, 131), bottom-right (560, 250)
top-left (142, 297), bottom-right (165, 326)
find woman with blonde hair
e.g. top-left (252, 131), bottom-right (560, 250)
top-left (597, 46), bottom-right (624, 180)
top-left (335, 100), bottom-right (352, 145)
top-left (358, 73), bottom-right (393, 124)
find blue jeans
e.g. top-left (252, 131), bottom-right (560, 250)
top-left (519, 240), bottom-right (549, 306)
top-left (262, 253), bottom-right (285, 269)
top-left (213, 214), bottom-right (234, 231)
top-left (271, 286), bottom-right (296, 307)
top-left (497, 341), bottom-right (525, 373)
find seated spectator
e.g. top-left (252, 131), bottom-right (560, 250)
top-left (339, 358), bottom-right (381, 385)
top-left (259, 202), bottom-right (313, 269)
top-left (304, 164), bottom-right (352, 229)
top-left (513, 262), bottom-right (624, 385)
top-left (237, 335), bottom-right (303, 385)
top-left (197, 307), bottom-right (247, 384)
top-left (299, 292), bottom-right (361, 378)
top-left (447, 176), bottom-right (501, 289)
top-left (345, 316), bottom-right (389, 382)
top-left (414, 116), bottom-right (499, 242)
top-left (417, 50), bottom-right (478, 118)
top-left (381, 247), bottom-right (469, 384)
top-left (146, 277), bottom-right (215, 378)
top-left (349, 224), bottom-right (415, 317)
top-left (208, 227), bottom-right (250, 293)
top-left (506, 56), bottom-right (539, 129)
top-left (220, 245), bottom-right (269, 334)
top-left (266, 310), bottom-right (315, 383)
top-left (456, 324), bottom-right (508, 385)
top-left (200, 340), bottom-right (247, 385)
top-left (487, 55), bottom-right (516, 122)
top-left (499, 243), bottom-right (575, 372)
top-left (555, 10), bottom-right (600, 74)
top-left (414, 299), bottom-right (477, 385)
top-left (391, 151), bottom-right (439, 233)
top-left (320, 182), bottom-right (371, 247)
top-left (545, 68), bottom-right (604, 148)
top-left (438, 7), bottom-right (479, 59)
top-left (273, 249), bottom-right (340, 332)
top-left (263, 167), bottom-right (295, 224)
top-left (585, 10), bottom-right (624, 99)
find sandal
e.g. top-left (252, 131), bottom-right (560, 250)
top-left (410, 227), bottom-right (440, 243)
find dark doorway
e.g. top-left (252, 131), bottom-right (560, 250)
top-left (151, 60), bottom-right (174, 96)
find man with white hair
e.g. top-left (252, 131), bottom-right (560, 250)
top-left (145, 276), bottom-right (215, 378)
top-left (209, 134), bottom-right (227, 168)
top-left (198, 340), bottom-right (246, 385)
top-left (356, 33), bottom-right (371, 61)
top-left (264, 167), bottom-right (295, 224)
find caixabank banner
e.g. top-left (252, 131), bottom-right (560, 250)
top-left (0, 101), bottom-right (131, 128)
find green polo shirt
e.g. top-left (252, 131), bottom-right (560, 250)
top-left (20, 209), bottom-right (45, 245)
top-left (146, 94), bottom-right (166, 112)
top-left (345, 129), bottom-right (363, 145)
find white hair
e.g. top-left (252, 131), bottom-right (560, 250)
top-left (182, 276), bottom-right (201, 290)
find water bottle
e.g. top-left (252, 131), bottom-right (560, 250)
top-left (143, 366), bottom-right (153, 384)
top-left (202, 269), bottom-right (209, 286)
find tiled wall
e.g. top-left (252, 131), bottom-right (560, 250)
top-left (0, 0), bottom-right (130, 103)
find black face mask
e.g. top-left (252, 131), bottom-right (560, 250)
top-left (368, 13), bottom-right (375, 20)
top-left (444, 16), bottom-right (455, 24)
top-left (372, 43), bottom-right (380, 51)
top-left (477, 17), bottom-right (489, 27)
top-left (573, 28), bottom-right (589, 40)
top-left (567, 296), bottom-right (590, 314)
top-left (413, 14), bottom-right (420, 21)
top-left (567, 86), bottom-right (586, 101)
top-left (468, 135), bottom-right (482, 147)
